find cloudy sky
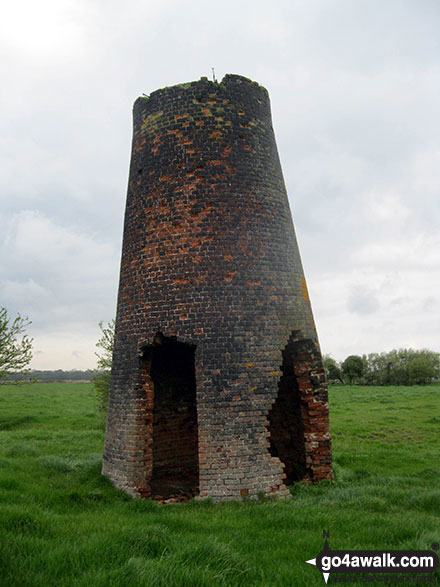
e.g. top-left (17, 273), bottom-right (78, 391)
top-left (1, 0), bottom-right (439, 369)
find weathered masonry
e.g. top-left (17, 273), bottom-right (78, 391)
top-left (102, 74), bottom-right (332, 502)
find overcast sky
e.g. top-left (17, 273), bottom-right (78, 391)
top-left (1, 0), bottom-right (439, 369)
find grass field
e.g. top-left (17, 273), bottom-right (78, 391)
top-left (0, 382), bottom-right (439, 586)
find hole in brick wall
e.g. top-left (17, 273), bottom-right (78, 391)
top-left (267, 337), bottom-right (309, 484)
top-left (143, 336), bottom-right (199, 501)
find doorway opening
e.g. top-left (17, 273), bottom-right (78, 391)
top-left (267, 338), bottom-right (307, 483)
top-left (142, 335), bottom-right (199, 501)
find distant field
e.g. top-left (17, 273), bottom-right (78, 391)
top-left (0, 382), bottom-right (439, 586)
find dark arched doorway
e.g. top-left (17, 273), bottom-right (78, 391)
top-left (141, 335), bottom-right (199, 500)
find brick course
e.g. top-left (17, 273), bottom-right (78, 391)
top-left (102, 74), bottom-right (332, 501)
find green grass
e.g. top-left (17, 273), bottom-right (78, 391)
top-left (0, 383), bottom-right (439, 586)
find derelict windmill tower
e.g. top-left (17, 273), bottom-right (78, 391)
top-left (102, 74), bottom-right (332, 502)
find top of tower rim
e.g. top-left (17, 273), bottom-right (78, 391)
top-left (137, 74), bottom-right (269, 105)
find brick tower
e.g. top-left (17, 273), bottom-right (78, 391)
top-left (102, 74), bottom-right (332, 502)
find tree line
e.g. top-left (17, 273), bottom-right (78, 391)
top-left (0, 306), bottom-right (96, 383)
top-left (6, 369), bottom-right (93, 382)
top-left (1, 305), bottom-right (439, 390)
top-left (324, 349), bottom-right (440, 386)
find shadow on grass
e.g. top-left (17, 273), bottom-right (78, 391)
top-left (0, 415), bottom-right (39, 430)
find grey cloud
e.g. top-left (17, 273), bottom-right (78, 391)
top-left (347, 286), bottom-right (380, 316)
top-left (0, 210), bottom-right (119, 331)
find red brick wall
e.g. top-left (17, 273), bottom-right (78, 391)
top-left (102, 74), bottom-right (332, 501)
